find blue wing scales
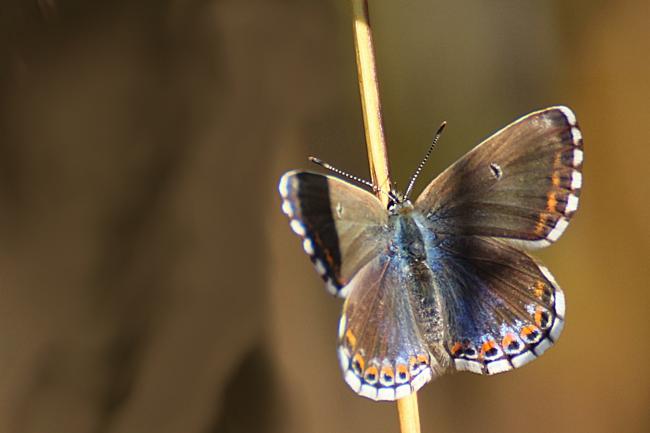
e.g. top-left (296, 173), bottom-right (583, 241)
top-left (424, 234), bottom-right (566, 375)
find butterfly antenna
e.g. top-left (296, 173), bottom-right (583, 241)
top-left (309, 157), bottom-right (379, 193)
top-left (404, 121), bottom-right (447, 200)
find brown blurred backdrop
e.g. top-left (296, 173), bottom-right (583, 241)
top-left (0, 1), bottom-right (648, 432)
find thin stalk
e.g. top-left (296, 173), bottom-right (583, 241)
top-left (349, 2), bottom-right (421, 433)
top-left (350, 0), bottom-right (391, 205)
top-left (397, 393), bottom-right (421, 433)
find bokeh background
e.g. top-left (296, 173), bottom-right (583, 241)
top-left (0, 1), bottom-right (647, 432)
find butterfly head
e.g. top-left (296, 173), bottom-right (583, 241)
top-left (387, 190), bottom-right (413, 215)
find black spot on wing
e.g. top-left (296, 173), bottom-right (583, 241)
top-left (489, 163), bottom-right (503, 179)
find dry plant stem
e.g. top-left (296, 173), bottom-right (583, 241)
top-left (350, 1), bottom-right (421, 433)
top-left (397, 393), bottom-right (421, 433)
top-left (350, 0), bottom-right (391, 205)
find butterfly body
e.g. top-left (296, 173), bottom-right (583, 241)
top-left (279, 107), bottom-right (581, 401)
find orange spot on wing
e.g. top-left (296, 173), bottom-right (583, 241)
top-left (501, 333), bottom-right (517, 350)
top-left (352, 353), bottom-right (365, 374)
top-left (381, 365), bottom-right (394, 380)
top-left (480, 340), bottom-right (497, 357)
top-left (450, 342), bottom-right (463, 356)
top-left (534, 281), bottom-right (546, 299)
top-left (520, 325), bottom-right (540, 339)
top-left (552, 172), bottom-right (561, 186)
top-left (364, 365), bottom-right (379, 381)
top-left (547, 192), bottom-right (557, 212)
top-left (535, 214), bottom-right (548, 236)
top-left (534, 306), bottom-right (550, 328)
top-left (535, 310), bottom-right (543, 327)
top-left (416, 354), bottom-right (429, 365)
top-left (345, 329), bottom-right (357, 349)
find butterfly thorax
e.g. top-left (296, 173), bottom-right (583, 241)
top-left (388, 212), bottom-right (427, 262)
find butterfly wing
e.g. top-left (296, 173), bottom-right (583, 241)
top-left (415, 106), bottom-right (583, 249)
top-left (425, 234), bottom-right (565, 375)
top-left (279, 171), bottom-right (389, 297)
top-left (337, 252), bottom-right (450, 401)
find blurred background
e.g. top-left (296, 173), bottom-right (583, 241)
top-left (0, 1), bottom-right (647, 432)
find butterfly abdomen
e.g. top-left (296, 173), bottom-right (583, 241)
top-left (391, 213), bottom-right (450, 362)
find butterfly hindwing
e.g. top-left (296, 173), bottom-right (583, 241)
top-left (337, 252), bottom-right (450, 401)
top-left (279, 171), bottom-right (389, 297)
top-left (415, 106), bottom-right (583, 248)
top-left (427, 235), bottom-right (565, 375)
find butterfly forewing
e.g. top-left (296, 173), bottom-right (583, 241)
top-left (415, 106), bottom-right (583, 248)
top-left (279, 171), bottom-right (389, 296)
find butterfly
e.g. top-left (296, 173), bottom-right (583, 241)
top-left (278, 106), bottom-right (583, 401)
